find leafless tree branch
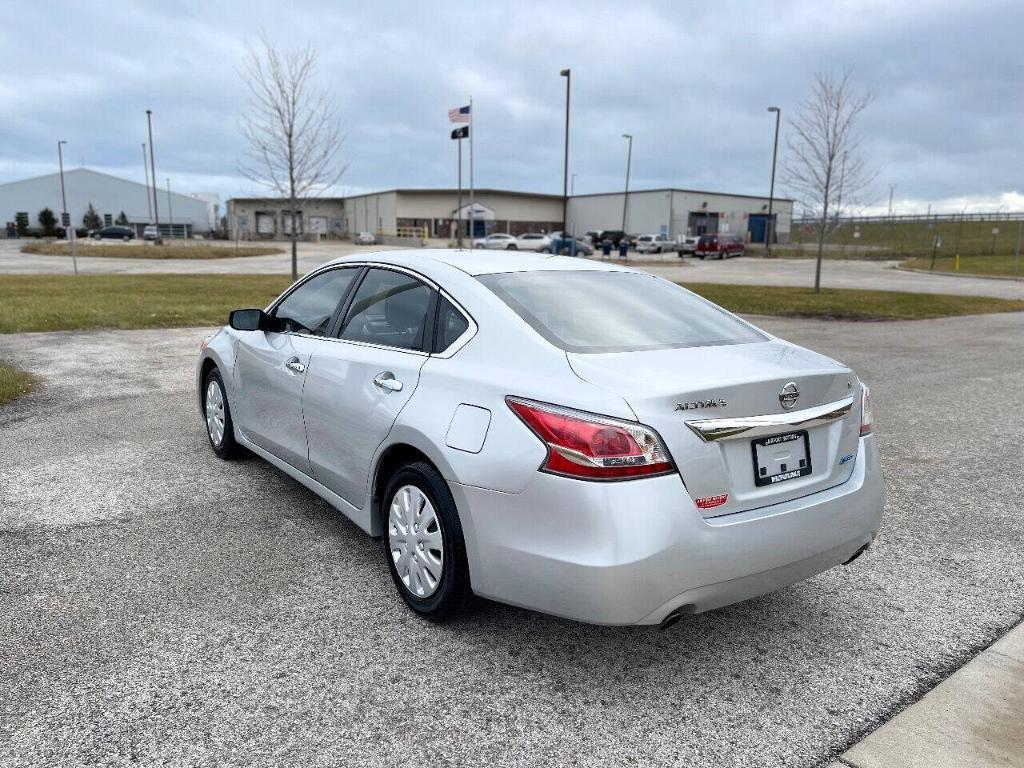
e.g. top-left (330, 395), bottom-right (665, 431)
top-left (238, 33), bottom-right (348, 279)
top-left (781, 70), bottom-right (876, 291)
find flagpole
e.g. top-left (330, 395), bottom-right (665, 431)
top-left (457, 136), bottom-right (463, 248)
top-left (469, 96), bottom-right (475, 251)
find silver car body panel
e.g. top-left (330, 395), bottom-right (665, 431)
top-left (197, 249), bottom-right (884, 624)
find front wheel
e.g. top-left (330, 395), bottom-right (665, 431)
top-left (203, 368), bottom-right (242, 459)
top-left (384, 461), bottom-right (472, 622)
top-left (506, 244), bottom-right (518, 250)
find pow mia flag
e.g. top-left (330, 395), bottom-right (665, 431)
top-left (450, 125), bottom-right (469, 140)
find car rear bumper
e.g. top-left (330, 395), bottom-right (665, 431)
top-left (451, 434), bottom-right (883, 625)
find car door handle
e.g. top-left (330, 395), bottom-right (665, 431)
top-left (284, 357), bottom-right (305, 374)
top-left (373, 372), bottom-right (403, 392)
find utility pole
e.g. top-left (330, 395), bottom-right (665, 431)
top-left (146, 110), bottom-right (162, 244)
top-left (166, 178), bottom-right (174, 239)
top-left (57, 140), bottom-right (77, 274)
top-left (142, 143), bottom-right (153, 223)
top-left (621, 134), bottom-right (633, 233)
top-left (560, 68), bottom-right (571, 235)
top-left (766, 106), bottom-right (781, 257)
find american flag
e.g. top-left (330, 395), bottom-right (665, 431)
top-left (448, 104), bottom-right (471, 123)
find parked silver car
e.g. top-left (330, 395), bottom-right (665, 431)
top-left (197, 250), bottom-right (883, 625)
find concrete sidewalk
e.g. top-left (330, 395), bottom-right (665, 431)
top-left (830, 621), bottom-right (1024, 767)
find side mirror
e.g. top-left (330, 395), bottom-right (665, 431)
top-left (229, 308), bottom-right (268, 332)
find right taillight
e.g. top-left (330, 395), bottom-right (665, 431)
top-left (860, 384), bottom-right (873, 436)
top-left (507, 397), bottom-right (675, 481)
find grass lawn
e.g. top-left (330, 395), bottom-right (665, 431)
top-left (0, 274), bottom-right (1020, 335)
top-left (0, 362), bottom-right (37, 406)
top-left (680, 282), bottom-right (1024, 321)
top-left (900, 253), bottom-right (1023, 278)
top-left (21, 242), bottom-right (284, 259)
top-left (0, 274), bottom-right (292, 334)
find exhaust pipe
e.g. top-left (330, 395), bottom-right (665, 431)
top-left (843, 543), bottom-right (870, 566)
top-left (659, 610), bottom-right (684, 630)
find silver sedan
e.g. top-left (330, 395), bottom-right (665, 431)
top-left (197, 250), bottom-right (883, 626)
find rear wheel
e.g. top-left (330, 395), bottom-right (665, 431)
top-left (383, 461), bottom-right (472, 622)
top-left (506, 244), bottom-right (518, 250)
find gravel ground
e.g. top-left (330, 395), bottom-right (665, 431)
top-left (1, 313), bottom-right (1022, 767)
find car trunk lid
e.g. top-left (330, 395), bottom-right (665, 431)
top-left (567, 340), bottom-right (862, 518)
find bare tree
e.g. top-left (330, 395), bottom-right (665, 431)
top-left (783, 71), bottom-right (874, 292)
top-left (240, 34), bottom-right (346, 281)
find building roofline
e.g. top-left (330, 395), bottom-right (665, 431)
top-left (0, 167), bottom-right (205, 204)
top-left (567, 187), bottom-right (795, 203)
top-left (342, 188), bottom-right (565, 201)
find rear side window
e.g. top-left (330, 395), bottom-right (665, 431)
top-left (341, 268), bottom-right (434, 351)
top-left (478, 270), bottom-right (765, 354)
top-left (273, 268), bottom-right (358, 335)
top-left (433, 296), bottom-right (470, 352)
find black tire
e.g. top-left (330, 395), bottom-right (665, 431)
top-left (203, 368), bottom-right (242, 460)
top-left (123, 236), bottom-right (131, 242)
top-left (382, 461), bottom-right (473, 622)
top-left (506, 244), bottom-right (518, 250)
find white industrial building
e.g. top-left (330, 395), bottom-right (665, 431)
top-left (0, 168), bottom-right (213, 237)
top-left (226, 186), bottom-right (791, 244)
top-left (567, 188), bottom-right (794, 243)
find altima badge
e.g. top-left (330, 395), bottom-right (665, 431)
top-left (779, 382), bottom-right (800, 409)
top-left (676, 398), bottom-right (726, 411)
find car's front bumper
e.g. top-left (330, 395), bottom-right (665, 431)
top-left (451, 435), bottom-right (883, 625)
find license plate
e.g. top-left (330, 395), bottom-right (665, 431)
top-left (751, 430), bottom-right (811, 487)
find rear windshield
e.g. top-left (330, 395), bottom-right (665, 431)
top-left (477, 270), bottom-right (766, 353)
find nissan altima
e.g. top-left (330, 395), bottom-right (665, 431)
top-left (197, 250), bottom-right (883, 626)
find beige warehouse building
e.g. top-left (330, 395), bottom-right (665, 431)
top-left (226, 186), bottom-right (791, 243)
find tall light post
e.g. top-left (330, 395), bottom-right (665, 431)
top-left (560, 68), bottom-right (571, 235)
top-left (57, 140), bottom-right (77, 274)
top-left (766, 106), bottom-right (781, 258)
top-left (621, 133), bottom-right (633, 233)
top-left (166, 178), bottom-right (174, 239)
top-left (142, 143), bottom-right (153, 223)
top-left (146, 110), bottom-right (161, 244)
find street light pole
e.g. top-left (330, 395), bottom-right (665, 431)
top-left (146, 110), bottom-right (162, 244)
top-left (621, 133), bottom-right (633, 233)
top-left (766, 106), bottom-right (781, 258)
top-left (57, 140), bottom-right (77, 274)
top-left (560, 68), bottom-right (571, 235)
top-left (142, 143), bottom-right (153, 223)
top-left (166, 178), bottom-right (174, 239)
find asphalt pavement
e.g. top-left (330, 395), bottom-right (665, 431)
top-left (1, 313), bottom-right (1023, 767)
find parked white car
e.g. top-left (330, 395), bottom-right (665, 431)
top-left (355, 232), bottom-right (377, 245)
top-left (514, 233), bottom-right (552, 252)
top-left (472, 233), bottom-right (518, 250)
top-left (635, 234), bottom-right (675, 254)
top-left (676, 235), bottom-right (700, 256)
top-left (143, 224), bottom-right (159, 241)
top-left (198, 249), bottom-right (883, 626)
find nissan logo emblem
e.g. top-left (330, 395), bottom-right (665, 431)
top-left (779, 382), bottom-right (800, 409)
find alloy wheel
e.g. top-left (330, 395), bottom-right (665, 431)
top-left (388, 484), bottom-right (444, 598)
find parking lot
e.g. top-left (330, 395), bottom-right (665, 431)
top-left (2, 311), bottom-right (1021, 767)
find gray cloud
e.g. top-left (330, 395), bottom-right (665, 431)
top-left (1, 0), bottom-right (1021, 214)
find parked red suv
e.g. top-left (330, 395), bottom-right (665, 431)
top-left (695, 234), bottom-right (745, 260)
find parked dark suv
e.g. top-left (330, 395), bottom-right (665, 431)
top-left (695, 234), bottom-right (745, 260)
top-left (596, 230), bottom-right (627, 247)
top-left (91, 226), bottom-right (135, 241)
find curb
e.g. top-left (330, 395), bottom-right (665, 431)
top-left (896, 265), bottom-right (1023, 282)
top-left (829, 619), bottom-right (1024, 767)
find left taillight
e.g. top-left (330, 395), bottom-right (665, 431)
top-left (860, 384), bottom-right (874, 436)
top-left (506, 397), bottom-right (675, 480)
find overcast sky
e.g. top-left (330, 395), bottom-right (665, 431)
top-left (2, 0), bottom-right (1021, 214)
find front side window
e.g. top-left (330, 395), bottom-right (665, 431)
top-left (340, 268), bottom-right (434, 351)
top-left (273, 268), bottom-right (358, 336)
top-left (478, 270), bottom-right (766, 354)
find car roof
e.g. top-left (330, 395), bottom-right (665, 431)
top-left (325, 248), bottom-right (635, 277)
